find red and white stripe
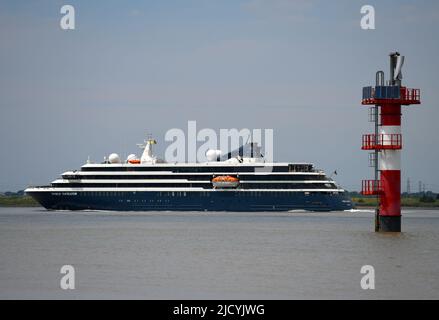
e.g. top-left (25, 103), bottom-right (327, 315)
top-left (379, 105), bottom-right (401, 217)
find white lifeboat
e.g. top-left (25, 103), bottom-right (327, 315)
top-left (126, 154), bottom-right (140, 164)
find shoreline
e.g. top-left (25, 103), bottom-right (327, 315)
top-left (353, 206), bottom-right (439, 210)
top-left (1, 195), bottom-right (439, 209)
top-left (0, 195), bottom-right (39, 207)
top-left (1, 205), bottom-right (439, 211)
top-left (351, 196), bottom-right (439, 208)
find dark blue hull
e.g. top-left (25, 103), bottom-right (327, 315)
top-left (27, 191), bottom-right (353, 212)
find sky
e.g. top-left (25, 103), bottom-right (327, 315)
top-left (0, 0), bottom-right (439, 192)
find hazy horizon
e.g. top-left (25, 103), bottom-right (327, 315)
top-left (1, 0), bottom-right (439, 192)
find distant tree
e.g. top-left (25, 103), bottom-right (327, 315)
top-left (420, 195), bottom-right (435, 203)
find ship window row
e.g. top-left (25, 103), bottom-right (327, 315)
top-left (76, 191), bottom-right (335, 197)
top-left (64, 174), bottom-right (327, 181)
top-left (288, 164), bottom-right (313, 172)
top-left (53, 182), bottom-right (337, 189)
top-left (78, 191), bottom-right (189, 197)
top-left (66, 175), bottom-right (210, 181)
top-left (54, 183), bottom-right (210, 188)
top-left (77, 191), bottom-right (209, 197)
top-left (241, 183), bottom-right (336, 189)
top-left (80, 166), bottom-right (290, 173)
top-left (236, 191), bottom-right (336, 196)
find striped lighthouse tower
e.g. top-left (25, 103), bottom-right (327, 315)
top-left (361, 52), bottom-right (420, 232)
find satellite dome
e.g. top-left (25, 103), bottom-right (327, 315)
top-left (108, 153), bottom-right (121, 164)
top-left (206, 149), bottom-right (222, 162)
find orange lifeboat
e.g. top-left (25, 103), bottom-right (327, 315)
top-left (128, 159), bottom-right (141, 164)
top-left (212, 175), bottom-right (239, 188)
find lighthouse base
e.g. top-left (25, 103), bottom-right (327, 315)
top-left (378, 215), bottom-right (401, 232)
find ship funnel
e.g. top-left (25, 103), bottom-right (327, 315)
top-left (138, 136), bottom-right (158, 164)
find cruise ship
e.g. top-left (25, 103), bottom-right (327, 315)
top-left (25, 138), bottom-right (353, 211)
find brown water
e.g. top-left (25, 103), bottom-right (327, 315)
top-left (0, 207), bottom-right (438, 299)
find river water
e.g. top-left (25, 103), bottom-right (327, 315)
top-left (0, 207), bottom-right (438, 299)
